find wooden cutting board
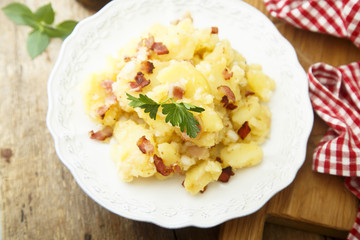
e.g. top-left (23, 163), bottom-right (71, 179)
top-left (0, 0), bottom-right (359, 239)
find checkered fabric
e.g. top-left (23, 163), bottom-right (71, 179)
top-left (265, 0), bottom-right (360, 48)
top-left (264, 1), bottom-right (360, 239)
top-left (308, 62), bottom-right (360, 240)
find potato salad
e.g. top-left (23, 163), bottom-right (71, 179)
top-left (82, 15), bottom-right (275, 194)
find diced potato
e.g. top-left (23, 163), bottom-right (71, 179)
top-left (157, 61), bottom-right (210, 98)
top-left (184, 160), bottom-right (222, 194)
top-left (157, 142), bottom-right (180, 166)
top-left (220, 143), bottom-right (263, 169)
top-left (231, 96), bottom-right (260, 129)
top-left (102, 104), bottom-right (121, 127)
top-left (111, 120), bottom-right (156, 181)
top-left (246, 67), bottom-right (275, 102)
top-left (200, 107), bottom-right (224, 132)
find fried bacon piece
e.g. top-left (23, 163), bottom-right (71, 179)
top-left (89, 126), bottom-right (113, 141)
top-left (129, 72), bottom-right (150, 92)
top-left (97, 95), bottom-right (117, 119)
top-left (140, 35), bottom-right (169, 55)
top-left (169, 85), bottom-right (185, 99)
top-left (211, 26), bottom-right (218, 34)
top-left (124, 56), bottom-right (132, 62)
top-left (136, 136), bottom-right (154, 155)
top-left (237, 121), bottom-right (251, 139)
top-left (218, 85), bottom-right (237, 110)
top-left (100, 79), bottom-right (114, 93)
top-left (140, 61), bottom-right (155, 74)
top-left (200, 185), bottom-right (208, 193)
top-left (218, 166), bottom-right (234, 183)
top-left (151, 42), bottom-right (169, 55)
top-left (143, 35), bottom-right (155, 49)
top-left (217, 85), bottom-right (235, 102)
top-left (173, 164), bottom-right (182, 174)
top-left (245, 90), bottom-right (255, 97)
top-left (222, 68), bottom-right (233, 80)
top-left (153, 155), bottom-right (173, 176)
top-left (96, 105), bottom-right (110, 118)
top-left (220, 96), bottom-right (237, 110)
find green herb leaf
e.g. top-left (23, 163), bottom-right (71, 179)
top-left (26, 29), bottom-right (50, 59)
top-left (126, 93), bottom-right (161, 120)
top-left (2, 2), bottom-right (38, 28)
top-left (43, 26), bottom-right (63, 38)
top-left (126, 93), bottom-right (205, 138)
top-left (34, 3), bottom-right (54, 24)
top-left (55, 20), bottom-right (78, 40)
top-left (162, 102), bottom-right (204, 138)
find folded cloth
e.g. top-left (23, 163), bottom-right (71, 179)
top-left (264, 0), bottom-right (360, 48)
top-left (309, 62), bottom-right (360, 239)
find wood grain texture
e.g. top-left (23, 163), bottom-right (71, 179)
top-left (1, 0), bottom-right (359, 240)
top-left (0, 0), bottom-right (175, 239)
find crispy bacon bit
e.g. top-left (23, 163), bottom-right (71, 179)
top-left (169, 85), bottom-right (185, 99)
top-left (200, 185), bottom-right (208, 193)
top-left (97, 105), bottom-right (110, 118)
top-left (136, 136), bottom-right (154, 155)
top-left (144, 35), bottom-right (155, 49)
top-left (217, 85), bottom-right (235, 102)
top-left (220, 95), bottom-right (237, 110)
top-left (100, 79), bottom-right (114, 93)
top-left (89, 126), bottom-right (113, 141)
top-left (237, 121), bottom-right (251, 139)
top-left (153, 154), bottom-right (173, 176)
top-left (226, 103), bottom-right (237, 110)
top-left (245, 90), bottom-right (255, 97)
top-left (140, 61), bottom-right (155, 74)
top-left (215, 157), bottom-right (223, 163)
top-left (220, 95), bottom-right (229, 106)
top-left (140, 35), bottom-right (169, 55)
top-left (129, 72), bottom-right (151, 92)
top-left (211, 27), bottom-right (219, 34)
top-left (124, 56), bottom-right (131, 62)
top-left (222, 68), bottom-right (233, 80)
top-left (218, 167), bottom-right (234, 183)
top-left (173, 164), bottom-right (182, 174)
top-left (151, 42), bottom-right (169, 55)
top-left (181, 180), bottom-right (185, 187)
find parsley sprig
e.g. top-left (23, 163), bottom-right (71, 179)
top-left (126, 93), bottom-right (205, 138)
top-left (2, 2), bottom-right (78, 59)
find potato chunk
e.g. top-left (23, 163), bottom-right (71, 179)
top-left (220, 143), bottom-right (263, 169)
top-left (111, 120), bottom-right (156, 181)
top-left (184, 160), bottom-right (222, 194)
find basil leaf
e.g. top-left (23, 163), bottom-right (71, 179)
top-left (44, 20), bottom-right (78, 39)
top-left (43, 26), bottom-right (64, 38)
top-left (56, 20), bottom-right (78, 40)
top-left (2, 2), bottom-right (38, 27)
top-left (34, 3), bottom-right (55, 24)
top-left (55, 20), bottom-right (78, 40)
top-left (26, 30), bottom-right (50, 59)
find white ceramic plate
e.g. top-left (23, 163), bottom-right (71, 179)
top-left (47, 0), bottom-right (314, 228)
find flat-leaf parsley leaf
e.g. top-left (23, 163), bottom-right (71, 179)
top-left (126, 93), bottom-right (205, 138)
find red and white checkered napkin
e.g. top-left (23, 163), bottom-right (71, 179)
top-left (308, 62), bottom-right (360, 240)
top-left (264, 0), bottom-right (360, 48)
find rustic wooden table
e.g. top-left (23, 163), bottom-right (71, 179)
top-left (1, 0), bottom-right (360, 239)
